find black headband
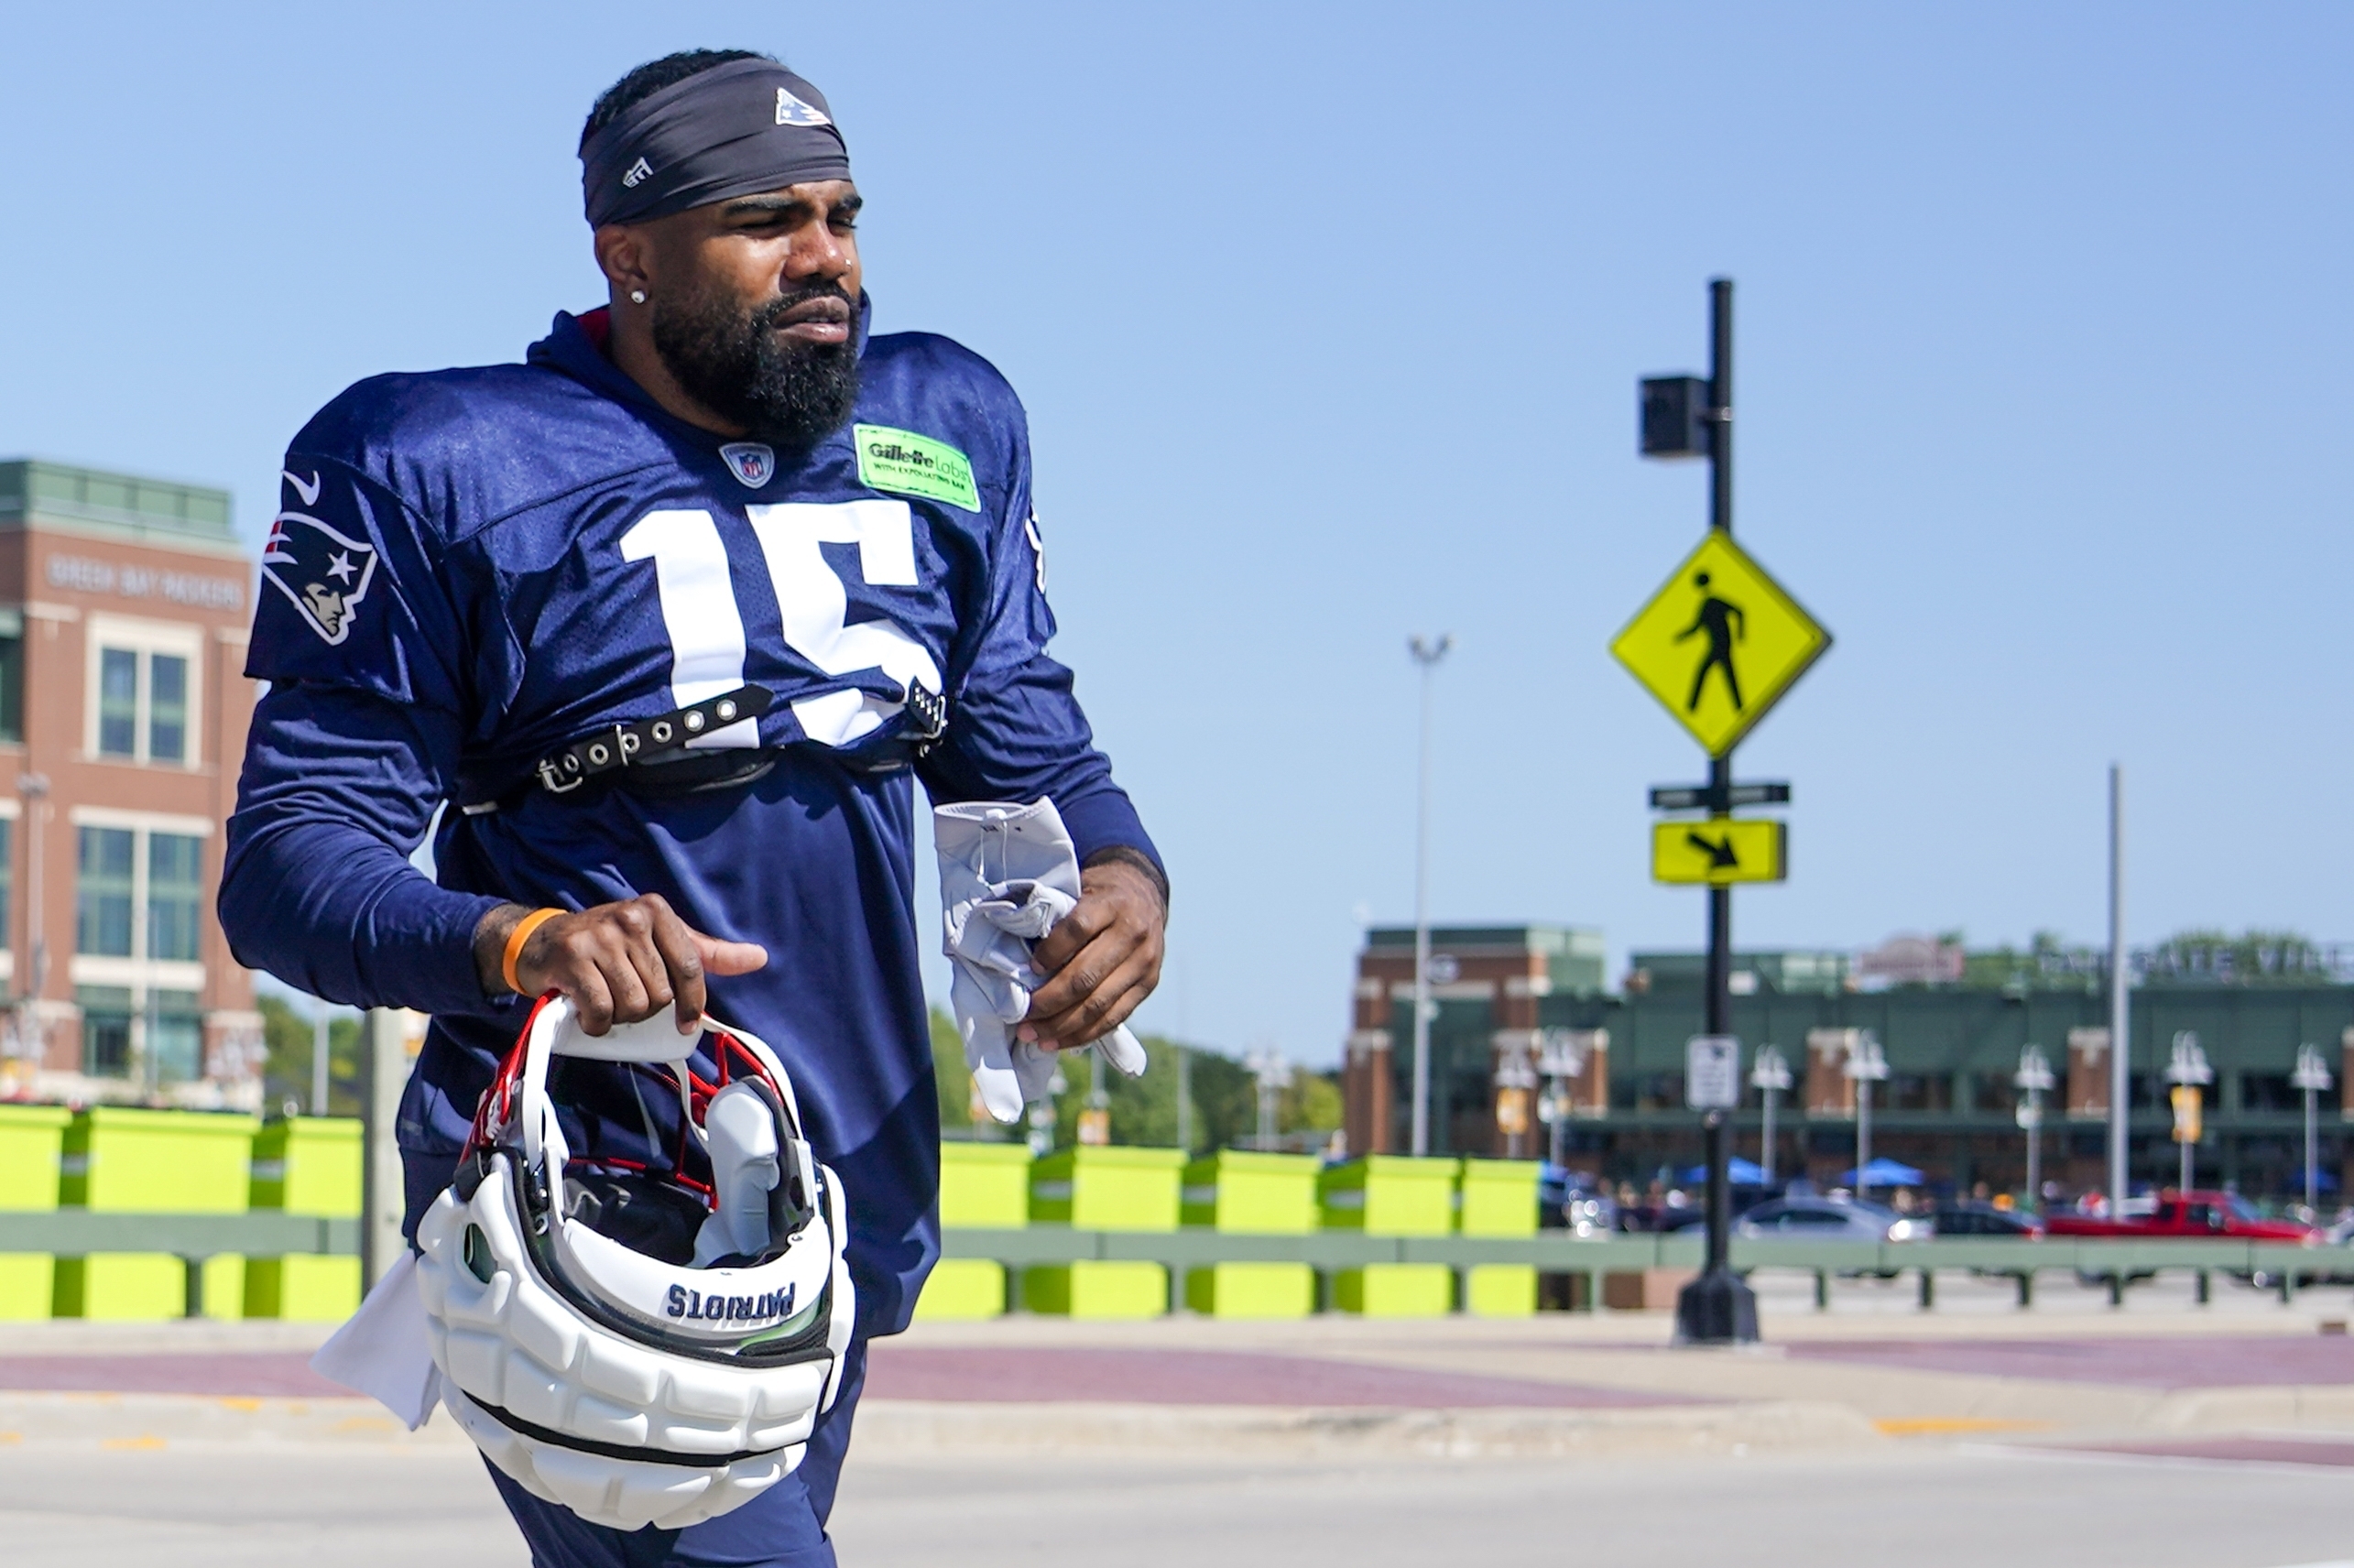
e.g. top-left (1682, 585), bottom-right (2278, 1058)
top-left (580, 58), bottom-right (852, 227)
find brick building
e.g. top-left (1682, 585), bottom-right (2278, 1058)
top-left (0, 460), bottom-right (261, 1107)
top-left (1344, 921), bottom-right (2354, 1198)
top-left (1344, 925), bottom-right (1610, 1157)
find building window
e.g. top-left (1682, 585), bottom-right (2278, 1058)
top-left (150, 989), bottom-right (202, 1084)
top-left (79, 985), bottom-right (134, 1077)
top-left (77, 826), bottom-right (136, 956)
top-left (149, 654), bottom-right (189, 763)
top-left (147, 833), bottom-right (202, 963)
top-left (98, 648), bottom-right (138, 757)
top-left (86, 615), bottom-right (202, 768)
top-left (0, 608), bottom-right (22, 744)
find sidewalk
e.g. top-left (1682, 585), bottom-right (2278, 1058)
top-left (5, 1270), bottom-right (2354, 1464)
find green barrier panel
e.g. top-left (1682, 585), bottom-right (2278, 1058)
top-left (1334, 1262), bottom-right (1454, 1316)
top-left (938, 1141), bottom-right (1031, 1230)
top-left (1466, 1263), bottom-right (1540, 1316)
top-left (1457, 1159), bottom-right (1542, 1237)
top-left (244, 1255), bottom-right (363, 1322)
top-left (1028, 1147), bottom-right (1183, 1314)
top-left (250, 1117), bottom-right (361, 1215)
top-left (0, 1105), bottom-right (70, 1323)
top-left (1319, 1156), bottom-right (1460, 1236)
top-left (62, 1107), bottom-right (259, 1213)
top-left (246, 1117), bottom-right (363, 1323)
top-left (1020, 1258), bottom-right (1168, 1318)
top-left (1030, 1146), bottom-right (1184, 1231)
top-left (59, 1107), bottom-right (257, 1322)
top-left (1182, 1150), bottom-right (1319, 1235)
top-left (1183, 1261), bottom-right (1316, 1318)
top-left (911, 1258), bottom-right (1008, 1321)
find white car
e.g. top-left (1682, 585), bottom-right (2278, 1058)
top-left (1732, 1196), bottom-right (1934, 1244)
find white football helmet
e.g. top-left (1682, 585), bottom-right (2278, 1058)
top-left (413, 996), bottom-right (853, 1530)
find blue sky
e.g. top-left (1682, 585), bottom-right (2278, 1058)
top-left (3, 4), bottom-right (2349, 1062)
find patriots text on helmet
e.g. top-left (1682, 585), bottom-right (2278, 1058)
top-left (666, 1283), bottom-right (797, 1322)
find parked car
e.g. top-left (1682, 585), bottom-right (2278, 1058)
top-left (1537, 1167), bottom-right (1619, 1236)
top-left (2046, 1189), bottom-right (2313, 1243)
top-left (2050, 1190), bottom-right (2315, 1293)
top-left (1930, 1202), bottom-right (2045, 1238)
top-left (1732, 1196), bottom-right (1933, 1245)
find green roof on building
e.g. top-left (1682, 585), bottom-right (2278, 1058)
top-left (0, 459), bottom-right (237, 553)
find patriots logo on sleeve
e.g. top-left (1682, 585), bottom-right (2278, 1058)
top-left (262, 484), bottom-right (379, 645)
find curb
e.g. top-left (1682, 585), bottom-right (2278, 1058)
top-left (850, 1398), bottom-right (1886, 1458)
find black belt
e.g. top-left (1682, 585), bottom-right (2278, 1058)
top-left (459, 680), bottom-right (949, 816)
top-left (538, 684), bottom-right (776, 796)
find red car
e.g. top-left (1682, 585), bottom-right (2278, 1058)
top-left (2046, 1189), bottom-right (2314, 1243)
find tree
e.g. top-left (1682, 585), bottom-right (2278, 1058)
top-left (929, 1007), bottom-right (1343, 1152)
top-left (256, 992), bottom-right (363, 1118)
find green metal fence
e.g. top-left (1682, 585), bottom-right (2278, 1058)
top-left (5, 1211), bottom-right (2323, 1318)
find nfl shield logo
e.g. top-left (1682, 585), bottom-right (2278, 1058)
top-left (720, 442), bottom-right (777, 488)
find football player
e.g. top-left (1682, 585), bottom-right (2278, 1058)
top-left (221, 49), bottom-right (1165, 1568)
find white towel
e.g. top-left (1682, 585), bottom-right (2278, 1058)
top-left (309, 1249), bottom-right (442, 1430)
top-left (936, 798), bottom-right (1147, 1123)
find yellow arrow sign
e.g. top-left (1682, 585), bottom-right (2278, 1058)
top-left (1611, 530), bottom-right (1830, 757)
top-left (1651, 818), bottom-right (1787, 886)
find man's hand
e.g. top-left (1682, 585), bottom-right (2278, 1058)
top-left (474, 895), bottom-right (768, 1035)
top-left (1019, 853), bottom-right (1167, 1051)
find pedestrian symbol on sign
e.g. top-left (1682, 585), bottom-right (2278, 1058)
top-left (1610, 529), bottom-right (1830, 757)
top-left (1676, 572), bottom-right (1745, 713)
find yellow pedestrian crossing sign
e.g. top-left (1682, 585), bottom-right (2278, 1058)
top-left (1652, 818), bottom-right (1786, 886)
top-left (1611, 529), bottom-right (1830, 757)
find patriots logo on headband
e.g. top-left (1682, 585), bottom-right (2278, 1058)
top-left (775, 87), bottom-right (831, 127)
top-left (720, 442), bottom-right (777, 488)
top-left (262, 501), bottom-right (379, 646)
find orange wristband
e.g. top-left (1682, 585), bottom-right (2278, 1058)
top-left (501, 908), bottom-right (565, 996)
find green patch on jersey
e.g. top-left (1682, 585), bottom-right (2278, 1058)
top-left (854, 424), bottom-right (981, 513)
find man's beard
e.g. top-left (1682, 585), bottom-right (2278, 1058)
top-left (650, 283), bottom-right (861, 454)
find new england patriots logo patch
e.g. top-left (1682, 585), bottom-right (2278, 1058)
top-left (719, 442), bottom-right (777, 488)
top-left (262, 505), bottom-right (379, 645)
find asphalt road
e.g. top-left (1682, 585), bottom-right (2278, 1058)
top-left (6, 1441), bottom-right (2354, 1568)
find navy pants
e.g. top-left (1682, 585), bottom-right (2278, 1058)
top-left (404, 1152), bottom-right (869, 1568)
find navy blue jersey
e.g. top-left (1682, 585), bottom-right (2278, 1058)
top-left (221, 303), bottom-right (1156, 1336)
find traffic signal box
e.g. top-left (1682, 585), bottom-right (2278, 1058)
top-left (0, 1105), bottom-right (71, 1320)
top-left (1180, 1150), bottom-right (1320, 1319)
top-left (1024, 1146), bottom-right (1185, 1318)
top-left (56, 1107), bottom-right (257, 1320)
top-left (245, 1117), bottom-right (363, 1321)
top-left (1320, 1156), bottom-right (1459, 1317)
top-left (914, 1140), bottom-right (1032, 1322)
top-left (1456, 1159), bottom-right (1541, 1317)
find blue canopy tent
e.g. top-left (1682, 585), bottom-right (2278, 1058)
top-left (1844, 1157), bottom-right (1925, 1188)
top-left (1680, 1157), bottom-right (1771, 1186)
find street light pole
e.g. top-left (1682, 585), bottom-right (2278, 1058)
top-left (1406, 633), bottom-right (1452, 1158)
top-left (2293, 1044), bottom-right (2334, 1214)
top-left (2015, 1043), bottom-right (2054, 1208)
top-left (2108, 765), bottom-right (2131, 1213)
top-left (1750, 1044), bottom-right (1792, 1186)
top-left (1847, 1033), bottom-right (1889, 1196)
top-left (2163, 1031), bottom-right (2212, 1194)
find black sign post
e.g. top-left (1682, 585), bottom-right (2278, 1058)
top-left (1650, 280), bottom-right (1760, 1345)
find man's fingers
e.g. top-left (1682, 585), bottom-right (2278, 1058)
top-left (505, 895), bottom-right (770, 1034)
top-left (568, 965), bottom-right (617, 1037)
top-left (697, 937), bottom-right (769, 977)
top-left (648, 909), bottom-right (708, 1029)
top-left (1030, 899), bottom-right (1111, 975)
top-left (1029, 944), bottom-right (1160, 1049)
top-left (1023, 926), bottom-right (1123, 1024)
